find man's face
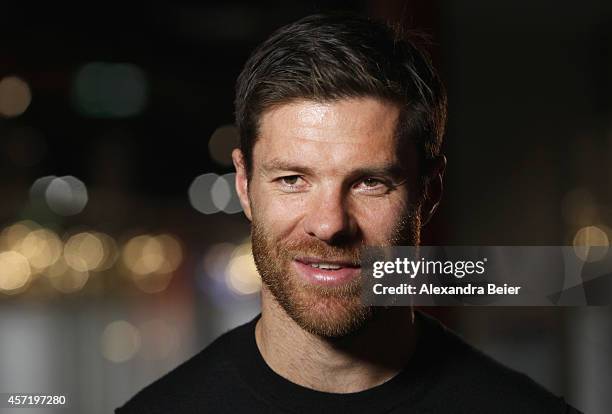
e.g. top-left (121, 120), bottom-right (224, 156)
top-left (234, 97), bottom-right (423, 338)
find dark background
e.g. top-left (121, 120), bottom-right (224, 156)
top-left (0, 1), bottom-right (611, 412)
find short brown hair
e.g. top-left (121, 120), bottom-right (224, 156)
top-left (235, 13), bottom-right (447, 179)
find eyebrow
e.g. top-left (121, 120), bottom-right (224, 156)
top-left (261, 159), bottom-right (315, 176)
top-left (261, 158), bottom-right (408, 179)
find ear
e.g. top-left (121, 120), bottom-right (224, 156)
top-left (232, 148), bottom-right (253, 221)
top-left (421, 155), bottom-right (446, 226)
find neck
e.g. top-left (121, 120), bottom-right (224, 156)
top-left (255, 286), bottom-right (418, 393)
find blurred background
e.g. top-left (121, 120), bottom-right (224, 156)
top-left (1, 1), bottom-right (611, 413)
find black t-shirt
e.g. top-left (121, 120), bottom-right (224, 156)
top-left (116, 312), bottom-right (580, 413)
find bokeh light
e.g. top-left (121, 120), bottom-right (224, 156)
top-left (73, 62), bottom-right (148, 118)
top-left (30, 176), bottom-right (56, 201)
top-left (216, 173), bottom-right (242, 214)
top-left (225, 242), bottom-right (261, 295)
top-left (100, 320), bottom-right (141, 363)
top-left (156, 234), bottom-right (183, 273)
top-left (123, 235), bottom-right (162, 275)
top-left (188, 173), bottom-right (242, 215)
top-left (573, 225), bottom-right (609, 262)
top-left (208, 124), bottom-right (239, 166)
top-left (0, 251), bottom-right (32, 294)
top-left (45, 176), bottom-right (89, 216)
top-left (188, 173), bottom-right (220, 214)
top-left (16, 228), bottom-right (63, 273)
top-left (64, 232), bottom-right (105, 272)
top-left (0, 75), bottom-right (31, 118)
top-left (94, 232), bottom-right (119, 271)
top-left (211, 174), bottom-right (232, 211)
top-left (121, 234), bottom-right (183, 293)
top-left (46, 257), bottom-right (90, 293)
top-left (0, 221), bottom-right (39, 251)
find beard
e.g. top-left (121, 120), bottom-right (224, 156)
top-left (251, 202), bottom-right (422, 339)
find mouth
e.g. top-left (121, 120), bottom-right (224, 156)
top-left (293, 256), bottom-right (361, 286)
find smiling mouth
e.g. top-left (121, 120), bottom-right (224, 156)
top-left (308, 263), bottom-right (344, 270)
top-left (293, 257), bottom-right (361, 286)
top-left (295, 257), bottom-right (361, 269)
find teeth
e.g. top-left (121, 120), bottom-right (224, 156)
top-left (310, 263), bottom-right (342, 270)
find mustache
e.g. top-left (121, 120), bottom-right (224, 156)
top-left (277, 238), bottom-right (363, 266)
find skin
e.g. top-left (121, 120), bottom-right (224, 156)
top-left (232, 97), bottom-right (445, 393)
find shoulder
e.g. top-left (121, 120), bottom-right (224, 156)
top-left (115, 317), bottom-right (257, 414)
top-left (417, 312), bottom-right (578, 413)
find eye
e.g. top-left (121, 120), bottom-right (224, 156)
top-left (362, 178), bottom-right (382, 187)
top-left (354, 177), bottom-right (392, 195)
top-left (275, 175), bottom-right (307, 192)
top-left (280, 175), bottom-right (300, 185)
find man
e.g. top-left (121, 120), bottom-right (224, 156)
top-left (117, 14), bottom-right (579, 413)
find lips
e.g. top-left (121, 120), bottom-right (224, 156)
top-left (293, 256), bottom-right (361, 287)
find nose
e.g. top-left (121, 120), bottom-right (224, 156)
top-left (302, 185), bottom-right (356, 244)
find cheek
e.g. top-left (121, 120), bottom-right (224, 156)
top-left (351, 196), bottom-right (409, 242)
top-left (250, 186), bottom-right (307, 234)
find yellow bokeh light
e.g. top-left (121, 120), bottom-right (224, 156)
top-left (232, 241), bottom-right (252, 258)
top-left (0, 76), bottom-right (32, 118)
top-left (573, 225), bottom-right (609, 262)
top-left (122, 234), bottom-right (183, 276)
top-left (0, 251), bottom-right (32, 294)
top-left (46, 256), bottom-right (68, 278)
top-left (156, 234), bottom-right (183, 273)
top-left (93, 232), bottom-right (119, 271)
top-left (46, 257), bottom-right (90, 293)
top-left (122, 234), bottom-right (183, 293)
top-left (225, 242), bottom-right (261, 295)
top-left (123, 235), bottom-right (164, 275)
top-left (16, 229), bottom-right (62, 273)
top-left (64, 232), bottom-right (105, 272)
top-left (0, 221), bottom-right (39, 251)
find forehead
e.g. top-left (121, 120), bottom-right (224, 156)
top-left (254, 98), bottom-right (406, 170)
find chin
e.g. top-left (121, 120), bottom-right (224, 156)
top-left (279, 290), bottom-right (372, 338)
